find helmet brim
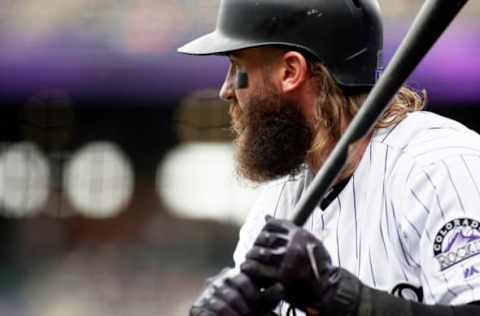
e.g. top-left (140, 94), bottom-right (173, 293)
top-left (178, 31), bottom-right (262, 55)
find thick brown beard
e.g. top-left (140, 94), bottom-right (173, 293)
top-left (230, 91), bottom-right (313, 183)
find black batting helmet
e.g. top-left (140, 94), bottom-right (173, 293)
top-left (178, 0), bottom-right (383, 88)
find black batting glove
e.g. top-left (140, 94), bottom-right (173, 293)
top-left (190, 268), bottom-right (284, 316)
top-left (240, 219), bottom-right (363, 316)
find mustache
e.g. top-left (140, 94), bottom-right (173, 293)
top-left (229, 103), bottom-right (245, 135)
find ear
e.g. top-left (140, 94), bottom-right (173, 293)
top-left (276, 51), bottom-right (310, 94)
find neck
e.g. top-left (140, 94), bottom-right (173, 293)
top-left (306, 129), bottom-right (373, 181)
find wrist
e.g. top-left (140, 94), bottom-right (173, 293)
top-left (306, 267), bottom-right (363, 316)
top-left (357, 285), bottom-right (413, 316)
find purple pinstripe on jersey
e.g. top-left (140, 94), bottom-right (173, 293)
top-left (441, 160), bottom-right (466, 213)
top-left (369, 249), bottom-right (377, 287)
top-left (441, 273), bottom-right (459, 300)
top-left (391, 200), bottom-right (420, 270)
top-left (460, 155), bottom-right (480, 197)
top-left (273, 181), bottom-right (288, 218)
top-left (414, 146), bottom-right (480, 158)
top-left (369, 142), bottom-right (373, 166)
top-left (352, 176), bottom-right (361, 276)
top-left (380, 146), bottom-right (391, 260)
top-left (406, 164), bottom-right (417, 183)
top-left (381, 122), bottom-right (401, 143)
top-left (404, 215), bottom-right (422, 239)
top-left (379, 216), bottom-right (390, 260)
top-left (336, 198), bottom-right (342, 267)
top-left (422, 170), bottom-right (447, 221)
top-left (410, 189), bottom-right (431, 215)
top-left (421, 270), bottom-right (436, 302)
top-left (352, 176), bottom-right (359, 262)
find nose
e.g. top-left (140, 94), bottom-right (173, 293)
top-left (219, 65), bottom-right (235, 102)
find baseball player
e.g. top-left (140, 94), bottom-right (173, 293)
top-left (178, 0), bottom-right (480, 315)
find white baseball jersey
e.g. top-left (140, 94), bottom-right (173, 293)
top-left (233, 111), bottom-right (480, 314)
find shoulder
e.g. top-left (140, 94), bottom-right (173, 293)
top-left (378, 111), bottom-right (480, 152)
top-left (372, 111), bottom-right (480, 178)
top-left (374, 111), bottom-right (480, 151)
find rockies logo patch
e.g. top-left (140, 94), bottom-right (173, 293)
top-left (433, 218), bottom-right (480, 271)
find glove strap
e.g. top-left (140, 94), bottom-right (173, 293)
top-left (307, 268), bottom-right (362, 316)
top-left (306, 243), bottom-right (322, 281)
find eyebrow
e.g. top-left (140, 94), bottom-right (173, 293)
top-left (229, 52), bottom-right (242, 61)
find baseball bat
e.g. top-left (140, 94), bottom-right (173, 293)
top-left (291, 0), bottom-right (470, 226)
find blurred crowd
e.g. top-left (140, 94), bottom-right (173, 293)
top-left (1, 0), bottom-right (479, 59)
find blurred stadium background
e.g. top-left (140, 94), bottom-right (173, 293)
top-left (0, 1), bottom-right (479, 315)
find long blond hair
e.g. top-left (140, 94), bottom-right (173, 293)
top-left (308, 62), bottom-right (426, 175)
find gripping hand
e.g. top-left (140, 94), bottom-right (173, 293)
top-left (241, 219), bottom-right (362, 315)
top-left (190, 268), bottom-right (284, 316)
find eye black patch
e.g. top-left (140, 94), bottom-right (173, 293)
top-left (235, 72), bottom-right (249, 89)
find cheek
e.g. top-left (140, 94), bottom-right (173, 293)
top-left (230, 106), bottom-right (246, 135)
top-left (234, 90), bottom-right (249, 110)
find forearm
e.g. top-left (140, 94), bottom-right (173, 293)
top-left (357, 286), bottom-right (480, 316)
top-left (302, 268), bottom-right (480, 316)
